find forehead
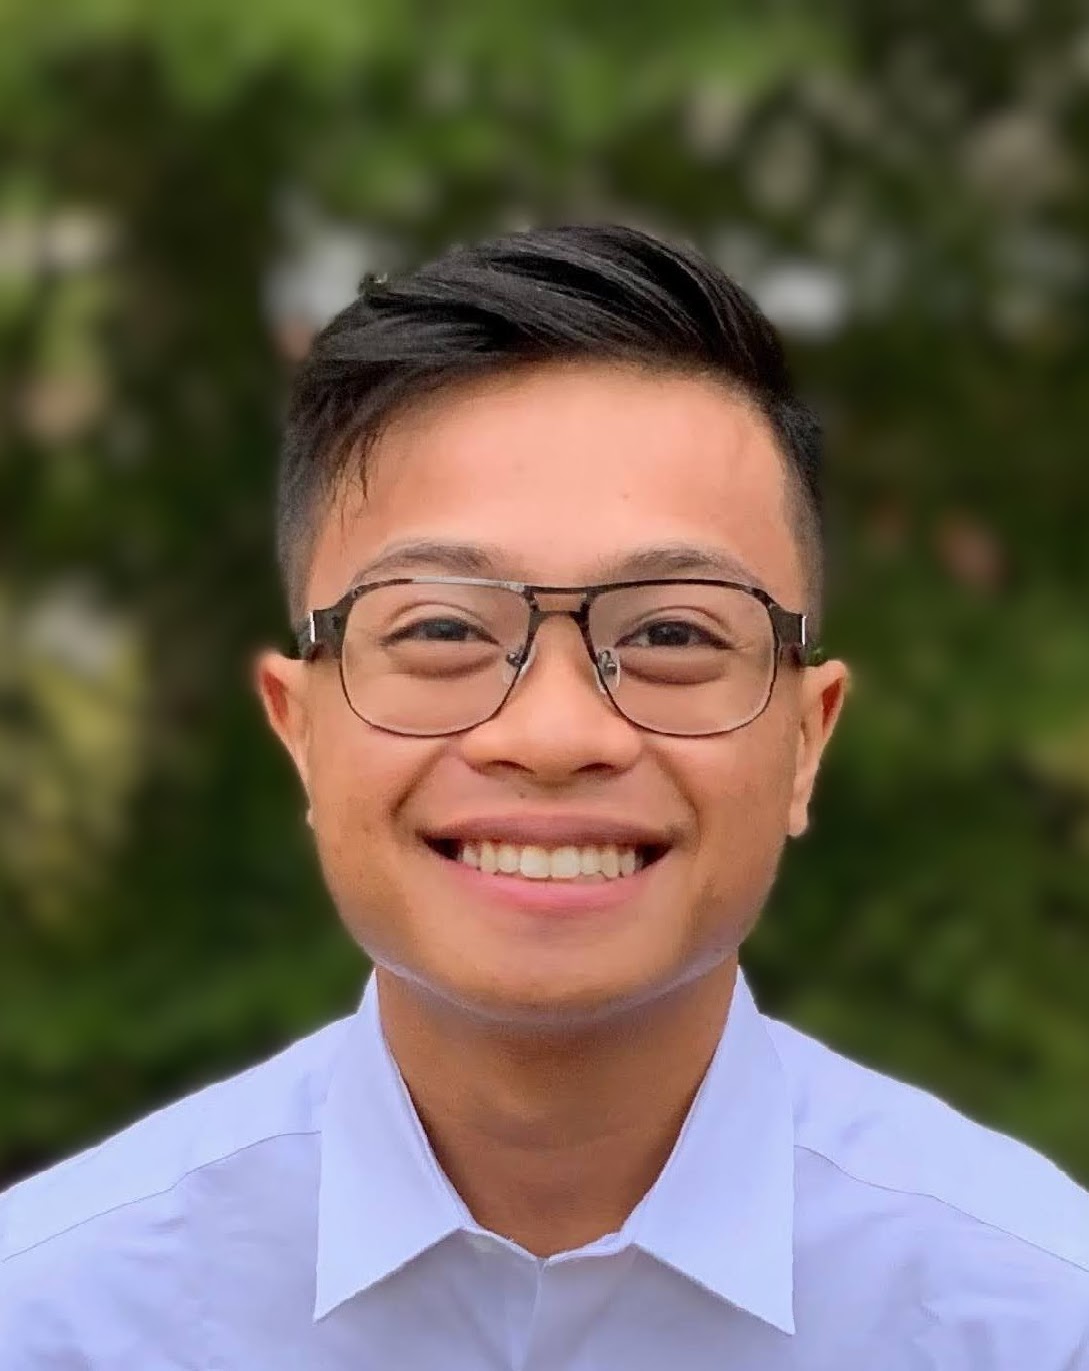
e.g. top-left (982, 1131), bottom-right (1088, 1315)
top-left (308, 362), bottom-right (804, 609)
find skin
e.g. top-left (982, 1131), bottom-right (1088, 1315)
top-left (257, 361), bottom-right (848, 1257)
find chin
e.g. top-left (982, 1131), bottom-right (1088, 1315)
top-left (410, 957), bottom-right (674, 1033)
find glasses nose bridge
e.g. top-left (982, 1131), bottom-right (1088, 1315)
top-left (525, 587), bottom-right (594, 647)
top-left (515, 591), bottom-right (609, 687)
top-left (525, 582), bottom-right (591, 611)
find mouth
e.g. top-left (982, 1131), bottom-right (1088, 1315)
top-left (423, 836), bottom-right (671, 883)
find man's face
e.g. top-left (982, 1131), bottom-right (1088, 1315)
top-left (258, 362), bottom-right (846, 1030)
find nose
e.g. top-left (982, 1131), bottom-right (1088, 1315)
top-left (457, 615), bottom-right (641, 781)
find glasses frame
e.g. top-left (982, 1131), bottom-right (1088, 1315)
top-left (294, 575), bottom-right (822, 739)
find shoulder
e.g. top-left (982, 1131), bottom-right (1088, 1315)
top-left (765, 1011), bottom-right (1089, 1359)
top-left (1, 1011), bottom-right (349, 1263)
top-left (0, 1010), bottom-right (352, 1366)
top-left (766, 1011), bottom-right (1089, 1270)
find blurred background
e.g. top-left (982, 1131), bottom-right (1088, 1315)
top-left (2, 0), bottom-right (1088, 1190)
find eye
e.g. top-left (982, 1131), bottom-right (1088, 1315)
top-left (384, 617), bottom-right (494, 645)
top-left (619, 619), bottom-right (732, 650)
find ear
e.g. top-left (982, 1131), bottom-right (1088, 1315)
top-left (254, 648), bottom-right (314, 822)
top-left (787, 658), bottom-right (850, 838)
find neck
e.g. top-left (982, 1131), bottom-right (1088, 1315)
top-left (374, 959), bottom-right (739, 1258)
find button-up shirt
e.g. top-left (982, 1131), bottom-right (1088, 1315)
top-left (3, 966), bottom-right (1088, 1368)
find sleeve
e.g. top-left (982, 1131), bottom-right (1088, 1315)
top-left (1, 1191), bottom-right (207, 1370)
top-left (1065, 1316), bottom-right (1089, 1371)
top-left (916, 1230), bottom-right (1089, 1371)
top-left (1, 1244), bottom-right (98, 1369)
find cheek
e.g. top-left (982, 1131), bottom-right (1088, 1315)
top-left (305, 701), bottom-right (422, 880)
top-left (675, 722), bottom-right (798, 890)
top-left (678, 713), bottom-right (796, 824)
top-left (307, 734), bottom-right (422, 962)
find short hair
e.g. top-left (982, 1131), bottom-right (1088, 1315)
top-left (277, 223), bottom-right (824, 625)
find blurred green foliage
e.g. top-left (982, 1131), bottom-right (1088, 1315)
top-left (2, 1), bottom-right (1088, 1188)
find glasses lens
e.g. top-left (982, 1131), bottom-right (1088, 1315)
top-left (590, 583), bottom-right (776, 735)
top-left (341, 581), bottom-right (530, 735)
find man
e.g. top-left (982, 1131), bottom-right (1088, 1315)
top-left (2, 224), bottom-right (1087, 1368)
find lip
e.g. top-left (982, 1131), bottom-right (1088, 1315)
top-left (423, 839), bottom-right (668, 915)
top-left (420, 813), bottom-right (673, 849)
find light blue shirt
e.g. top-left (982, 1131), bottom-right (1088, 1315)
top-left (3, 966), bottom-right (1088, 1369)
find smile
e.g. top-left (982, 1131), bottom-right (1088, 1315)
top-left (424, 838), bottom-right (669, 883)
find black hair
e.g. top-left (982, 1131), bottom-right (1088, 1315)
top-left (277, 223), bottom-right (823, 624)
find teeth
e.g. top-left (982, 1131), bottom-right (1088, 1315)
top-left (580, 845), bottom-right (601, 876)
top-left (518, 847), bottom-right (551, 880)
top-left (549, 847), bottom-right (582, 879)
top-left (452, 840), bottom-right (648, 881)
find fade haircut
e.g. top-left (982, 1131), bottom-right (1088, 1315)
top-left (277, 223), bottom-right (824, 626)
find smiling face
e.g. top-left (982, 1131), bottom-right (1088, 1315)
top-left (257, 361), bottom-right (847, 1031)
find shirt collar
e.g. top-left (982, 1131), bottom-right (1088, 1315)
top-left (623, 968), bottom-right (796, 1334)
top-left (314, 973), bottom-right (471, 1321)
top-left (314, 966), bottom-right (796, 1336)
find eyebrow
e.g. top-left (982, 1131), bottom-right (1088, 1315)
top-left (349, 538), bottom-right (767, 591)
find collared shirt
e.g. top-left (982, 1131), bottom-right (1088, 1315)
top-left (2, 966), bottom-right (1088, 1369)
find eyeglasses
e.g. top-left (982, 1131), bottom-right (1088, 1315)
top-left (295, 576), bottom-right (820, 739)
